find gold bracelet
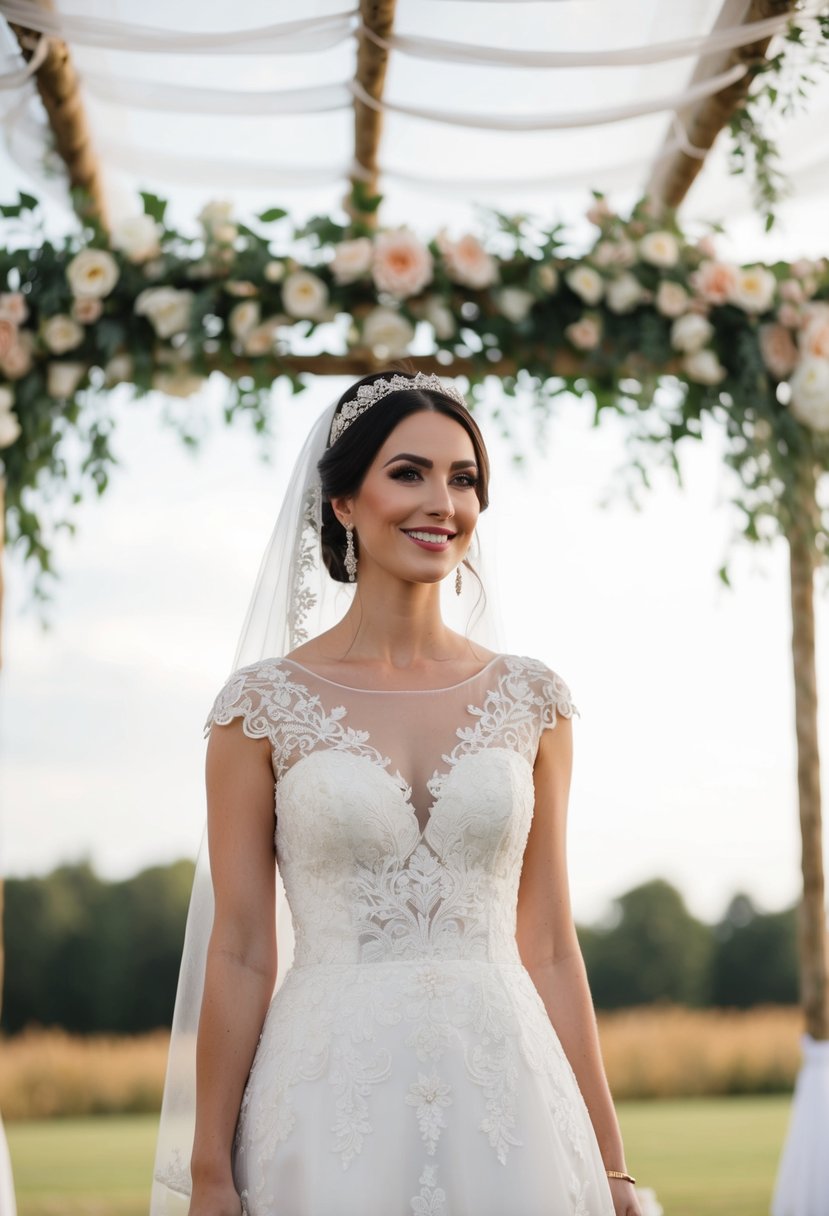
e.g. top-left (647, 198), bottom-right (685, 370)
top-left (606, 1170), bottom-right (636, 1184)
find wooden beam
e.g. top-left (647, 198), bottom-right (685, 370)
top-left (9, 17), bottom-right (108, 226)
top-left (646, 0), bottom-right (799, 209)
top-left (350, 0), bottom-right (398, 225)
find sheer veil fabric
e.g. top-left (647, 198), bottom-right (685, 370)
top-left (151, 392), bottom-right (505, 1212)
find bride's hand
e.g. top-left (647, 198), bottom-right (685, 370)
top-left (609, 1177), bottom-right (644, 1216)
top-left (188, 1178), bottom-right (243, 1216)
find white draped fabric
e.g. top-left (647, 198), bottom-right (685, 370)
top-left (772, 1037), bottom-right (829, 1216)
top-left (0, 1116), bottom-right (16, 1216)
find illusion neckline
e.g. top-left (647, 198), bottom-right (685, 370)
top-left (280, 654), bottom-right (503, 695)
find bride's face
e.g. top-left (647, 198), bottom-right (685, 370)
top-left (337, 410), bottom-right (481, 587)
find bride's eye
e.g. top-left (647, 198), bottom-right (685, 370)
top-left (389, 465), bottom-right (422, 481)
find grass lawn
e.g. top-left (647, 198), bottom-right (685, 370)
top-left (6, 1095), bottom-right (791, 1216)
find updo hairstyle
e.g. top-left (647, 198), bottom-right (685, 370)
top-left (317, 369), bottom-right (490, 584)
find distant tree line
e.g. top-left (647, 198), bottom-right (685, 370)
top-left (1, 863), bottom-right (798, 1035)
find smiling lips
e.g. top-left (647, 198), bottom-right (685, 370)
top-left (402, 528), bottom-right (456, 551)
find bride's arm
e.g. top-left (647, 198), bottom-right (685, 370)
top-left (516, 718), bottom-right (641, 1216)
top-left (189, 719), bottom-right (278, 1213)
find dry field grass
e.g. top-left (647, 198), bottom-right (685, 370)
top-left (0, 1004), bottom-right (801, 1119)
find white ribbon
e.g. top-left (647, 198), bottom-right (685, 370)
top-left (359, 12), bottom-right (794, 69)
top-left (81, 74), bottom-right (351, 116)
top-left (0, 4), bottom-right (357, 54)
top-left (0, 32), bottom-right (49, 91)
top-left (350, 62), bottom-right (748, 131)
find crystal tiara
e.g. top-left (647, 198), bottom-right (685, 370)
top-left (328, 372), bottom-right (469, 445)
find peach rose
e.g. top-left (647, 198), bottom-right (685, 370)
top-left (759, 324), bottom-right (798, 380)
top-left (691, 260), bottom-right (739, 305)
top-left (1, 330), bottom-right (34, 379)
top-left (372, 228), bottom-right (434, 298)
top-left (800, 305), bottom-right (829, 359)
top-left (779, 279), bottom-right (804, 304)
top-left (565, 314), bottom-right (602, 351)
top-left (777, 303), bottom-right (802, 330)
top-left (0, 292), bottom-right (28, 325)
top-left (0, 318), bottom-right (16, 359)
top-left (440, 233), bottom-right (496, 291)
top-left (71, 297), bottom-right (103, 325)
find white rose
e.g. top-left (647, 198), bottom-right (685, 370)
top-left (281, 271), bottom-right (329, 320)
top-left (212, 222), bottom-right (238, 245)
top-left (639, 231), bottom-right (680, 268)
top-left (331, 238), bottom-right (373, 285)
top-left (671, 313), bottom-right (714, 354)
top-left (655, 281), bottom-right (689, 318)
top-left (135, 287), bottom-right (194, 339)
top-left (789, 357), bottom-right (829, 432)
top-left (152, 369), bottom-right (205, 398)
top-left (47, 361), bottom-right (86, 398)
top-left (0, 409), bottom-right (21, 448)
top-left (198, 200), bottom-right (234, 231)
top-left (42, 314), bottom-right (84, 354)
top-left (244, 317), bottom-right (284, 356)
top-left (361, 307), bottom-right (414, 357)
top-left (111, 214), bottom-right (162, 263)
top-left (1, 331), bottom-right (33, 379)
top-left (496, 288), bottom-right (535, 324)
top-left (683, 349), bottom-right (726, 385)
top-left (0, 385), bottom-right (13, 412)
top-left (566, 266), bottom-right (603, 305)
top-left (66, 248), bottom-right (119, 299)
top-left (606, 273), bottom-right (644, 315)
top-left (229, 300), bottom-right (261, 339)
top-left (104, 354), bottom-right (134, 385)
top-left (0, 292), bottom-right (28, 325)
top-left (730, 266), bottom-right (776, 314)
top-left (264, 261), bottom-right (285, 284)
top-left (537, 264), bottom-right (558, 293)
top-left (423, 296), bottom-right (455, 340)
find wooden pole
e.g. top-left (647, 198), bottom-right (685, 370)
top-left (350, 0), bottom-right (398, 226)
top-left (787, 460), bottom-right (829, 1041)
top-left (645, 0), bottom-right (799, 208)
top-left (8, 19), bottom-right (108, 226)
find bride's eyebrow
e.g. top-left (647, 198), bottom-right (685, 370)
top-left (383, 453), bottom-right (478, 470)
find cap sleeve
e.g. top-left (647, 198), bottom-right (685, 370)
top-left (203, 658), bottom-right (287, 744)
top-left (532, 660), bottom-right (580, 733)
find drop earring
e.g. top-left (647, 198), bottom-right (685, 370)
top-left (344, 523), bottom-right (357, 582)
top-left (455, 564), bottom-right (463, 596)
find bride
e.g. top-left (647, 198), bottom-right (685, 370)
top-left (153, 369), bottom-right (642, 1216)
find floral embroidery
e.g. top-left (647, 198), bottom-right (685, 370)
top-left (405, 1071), bottom-right (453, 1154)
top-left (410, 1163), bottom-right (447, 1216)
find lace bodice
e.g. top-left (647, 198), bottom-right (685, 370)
top-left (204, 653), bottom-right (579, 971)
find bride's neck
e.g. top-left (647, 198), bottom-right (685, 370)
top-left (336, 577), bottom-right (459, 666)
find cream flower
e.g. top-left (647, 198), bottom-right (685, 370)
top-left (225, 280), bottom-right (258, 298)
top-left (759, 323), bottom-right (798, 380)
top-left (47, 361), bottom-right (86, 398)
top-left (0, 292), bottom-right (28, 325)
top-left (440, 233), bottom-right (497, 290)
top-left (198, 200), bottom-right (234, 231)
top-left (135, 287), bottom-right (194, 339)
top-left (729, 266), bottom-right (776, 314)
top-left (566, 266), bottom-right (603, 306)
top-left (71, 296), bottom-right (103, 325)
top-left (565, 314), bottom-right (602, 351)
top-left (537, 263), bottom-right (559, 293)
top-left (66, 249), bottom-right (119, 299)
top-left (789, 357), bottom-right (829, 431)
top-left (229, 300), bottom-right (261, 339)
top-left (42, 314), bottom-right (84, 354)
top-left (655, 281), bottom-right (689, 318)
top-left (373, 228), bottom-right (434, 298)
top-left (104, 353), bottom-right (134, 385)
top-left (0, 319), bottom-right (16, 359)
top-left (606, 273), bottom-right (644, 314)
top-left (331, 237), bottom-right (373, 285)
top-left (800, 305), bottom-right (829, 359)
top-left (1, 330), bottom-right (33, 378)
top-left (244, 317), bottom-right (284, 356)
top-left (670, 313), bottom-right (714, 354)
top-left (153, 368), bottom-right (205, 398)
top-left (586, 197), bottom-right (614, 225)
top-left (0, 385), bottom-right (13, 412)
top-left (639, 231), bottom-right (680, 268)
top-left (423, 296), bottom-right (455, 340)
top-left (361, 307), bottom-right (414, 357)
top-left (0, 409), bottom-right (21, 448)
top-left (691, 260), bottom-right (739, 305)
top-left (281, 270), bottom-right (329, 320)
top-left (682, 349), bottom-right (726, 385)
top-left (496, 287), bottom-right (535, 324)
top-left (111, 214), bottom-right (162, 263)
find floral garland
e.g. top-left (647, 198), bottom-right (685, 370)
top-left (1, 187), bottom-right (828, 602)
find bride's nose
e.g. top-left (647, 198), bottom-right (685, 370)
top-left (426, 480), bottom-right (455, 518)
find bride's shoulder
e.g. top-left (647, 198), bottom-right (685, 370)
top-left (499, 653), bottom-right (580, 720)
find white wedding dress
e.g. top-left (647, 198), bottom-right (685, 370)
top-left (203, 651), bottom-right (615, 1216)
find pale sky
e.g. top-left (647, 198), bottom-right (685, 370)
top-left (1, 5), bottom-right (828, 926)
